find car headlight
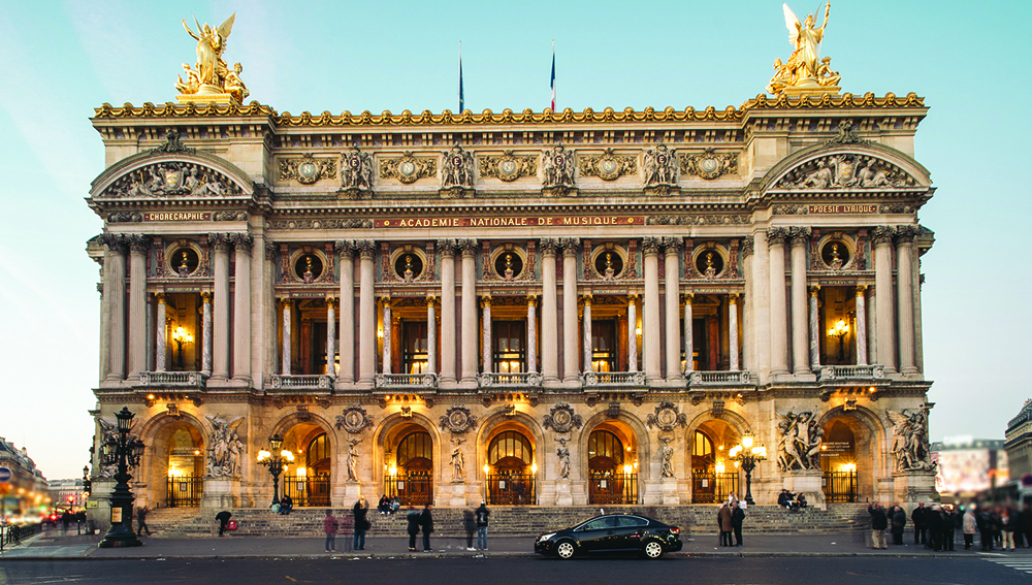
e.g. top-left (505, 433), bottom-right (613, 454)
top-left (538, 532), bottom-right (556, 543)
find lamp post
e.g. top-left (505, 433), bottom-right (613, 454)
top-left (98, 406), bottom-right (145, 548)
top-left (728, 431), bottom-right (767, 506)
top-left (256, 434), bottom-right (294, 506)
top-left (828, 319), bottom-right (849, 362)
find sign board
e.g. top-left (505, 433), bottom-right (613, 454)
top-left (86, 500), bottom-right (99, 509)
top-left (1023, 473), bottom-right (1032, 487)
top-left (0, 467), bottom-right (11, 483)
top-left (110, 507), bottom-right (122, 523)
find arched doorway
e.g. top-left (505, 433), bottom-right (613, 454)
top-left (587, 425), bottom-right (639, 505)
top-left (820, 415), bottom-right (873, 502)
top-left (163, 424), bottom-right (205, 507)
top-left (485, 428), bottom-right (535, 505)
top-left (281, 422), bottom-right (331, 507)
top-left (388, 428), bottom-right (434, 505)
top-left (690, 422), bottom-right (741, 503)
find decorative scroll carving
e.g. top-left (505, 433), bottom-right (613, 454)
top-left (776, 154), bottom-right (915, 190)
top-left (646, 215), bottom-right (749, 226)
top-left (101, 162), bottom-right (244, 199)
top-left (766, 227), bottom-right (789, 245)
top-left (335, 405), bottom-right (373, 434)
top-left (279, 153), bottom-right (336, 184)
top-left (480, 151), bottom-right (537, 182)
top-left (267, 218), bottom-right (373, 230)
top-left (214, 211), bottom-right (248, 222)
top-left (542, 403), bottom-right (583, 433)
top-left (578, 148), bottom-right (636, 181)
top-left (681, 148), bottom-right (738, 180)
top-left (152, 130), bottom-right (195, 155)
top-left (888, 407), bottom-right (932, 472)
top-left (339, 146), bottom-right (374, 196)
top-left (825, 121), bottom-right (869, 146)
top-left (107, 212), bottom-right (144, 223)
top-left (439, 405), bottom-right (478, 434)
top-left (379, 152), bottom-right (436, 184)
top-left (230, 233), bottom-right (253, 252)
top-left (740, 237), bottom-right (754, 259)
top-left (775, 410), bottom-right (822, 472)
top-left (645, 401), bottom-right (687, 431)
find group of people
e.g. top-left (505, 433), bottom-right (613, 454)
top-left (377, 495), bottom-right (401, 515)
top-left (777, 489), bottom-right (807, 511)
top-left (717, 493), bottom-right (747, 547)
top-left (869, 501), bottom-right (1032, 552)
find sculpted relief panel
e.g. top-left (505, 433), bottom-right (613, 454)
top-left (776, 154), bottom-right (917, 190)
top-left (100, 162), bottom-right (245, 199)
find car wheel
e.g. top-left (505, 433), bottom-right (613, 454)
top-left (556, 541), bottom-right (576, 559)
top-left (643, 540), bottom-right (664, 559)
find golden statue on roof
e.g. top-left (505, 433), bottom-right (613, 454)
top-left (767, 2), bottom-right (840, 97)
top-left (176, 14), bottom-right (248, 104)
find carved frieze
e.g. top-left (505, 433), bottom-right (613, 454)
top-left (268, 218), bottom-right (373, 230)
top-left (479, 151), bottom-right (537, 182)
top-left (107, 212), bottom-right (143, 223)
top-left (578, 148), bottom-right (636, 181)
top-left (279, 153), bottom-right (337, 185)
top-left (681, 148), bottom-right (739, 180)
top-left (441, 144), bottom-right (474, 189)
top-left (439, 405), bottom-right (478, 434)
top-left (542, 144), bottom-right (576, 196)
top-left (380, 152), bottom-right (437, 184)
top-left (776, 154), bottom-right (916, 190)
top-left (646, 214), bottom-right (749, 226)
top-left (645, 401), bottom-right (687, 431)
top-left (335, 406), bottom-right (374, 434)
top-left (339, 147), bottom-right (375, 196)
top-left (542, 403), bottom-right (583, 433)
top-left (643, 145), bottom-right (680, 187)
top-left (100, 162), bottom-right (244, 199)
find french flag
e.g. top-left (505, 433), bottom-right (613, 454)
top-left (550, 40), bottom-right (556, 111)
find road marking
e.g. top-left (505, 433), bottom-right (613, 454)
top-left (982, 557), bottom-right (1032, 575)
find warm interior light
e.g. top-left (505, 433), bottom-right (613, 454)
top-left (635, 327), bottom-right (642, 336)
top-left (282, 450), bottom-right (295, 461)
top-left (257, 450), bottom-right (271, 462)
top-left (841, 462), bottom-right (856, 473)
top-left (483, 464), bottom-right (490, 474)
top-left (828, 319), bottom-right (849, 338)
top-left (377, 328), bottom-right (383, 338)
top-left (297, 467), bottom-right (307, 478)
top-left (194, 449), bottom-right (201, 455)
top-left (147, 394), bottom-right (155, 400)
top-left (532, 463), bottom-right (538, 474)
top-left (389, 466), bottom-right (397, 477)
top-left (742, 434), bottom-right (754, 449)
top-left (172, 326), bottom-right (194, 344)
top-left (623, 464), bottom-right (632, 474)
top-left (715, 462), bottom-right (725, 474)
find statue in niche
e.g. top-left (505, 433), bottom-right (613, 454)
top-left (503, 254), bottom-right (515, 280)
top-left (346, 438), bottom-right (362, 482)
top-left (302, 256), bottom-right (315, 284)
top-left (341, 146), bottom-right (374, 192)
top-left (661, 438), bottom-right (675, 479)
top-left (450, 437), bottom-right (465, 482)
top-left (543, 144), bottom-right (575, 187)
top-left (403, 255), bottom-right (415, 282)
top-left (643, 144), bottom-right (679, 187)
top-left (703, 252), bottom-right (717, 279)
top-left (556, 438), bottom-right (571, 479)
top-left (442, 143), bottom-right (474, 189)
top-left (603, 252), bottom-right (616, 279)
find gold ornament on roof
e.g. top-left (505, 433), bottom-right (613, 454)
top-left (767, 3), bottom-right (841, 97)
top-left (176, 14), bottom-right (248, 104)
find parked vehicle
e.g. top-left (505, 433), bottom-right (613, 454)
top-left (534, 513), bottom-right (682, 560)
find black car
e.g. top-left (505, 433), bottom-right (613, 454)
top-left (535, 513), bottom-right (682, 559)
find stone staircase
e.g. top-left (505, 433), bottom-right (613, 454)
top-left (148, 504), bottom-right (867, 539)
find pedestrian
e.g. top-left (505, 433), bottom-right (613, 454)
top-left (726, 492), bottom-right (739, 507)
top-left (718, 502), bottom-right (733, 547)
top-left (991, 506), bottom-right (1003, 548)
top-left (868, 502), bottom-right (888, 550)
top-left (962, 506), bottom-right (977, 550)
top-left (323, 510), bottom-right (339, 553)
top-left (941, 505), bottom-right (956, 551)
top-left (976, 506), bottom-right (993, 551)
top-left (911, 501), bottom-right (927, 546)
top-left (1019, 502), bottom-right (1032, 549)
top-left (926, 504), bottom-right (943, 551)
top-left (420, 503), bottom-right (435, 552)
top-left (1001, 505), bottom-right (1017, 551)
top-left (215, 510), bottom-right (232, 537)
top-left (406, 505), bottom-right (421, 551)
top-left (136, 505), bottom-right (152, 537)
top-left (353, 497), bottom-right (369, 550)
top-left (890, 505), bottom-right (906, 546)
top-left (475, 500), bottom-right (491, 550)
top-left (731, 501), bottom-right (745, 547)
top-left (340, 511), bottom-right (354, 552)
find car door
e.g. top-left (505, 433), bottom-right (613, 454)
top-left (611, 516), bottom-right (649, 550)
top-left (575, 517), bottom-right (612, 552)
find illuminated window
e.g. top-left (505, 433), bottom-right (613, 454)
top-left (403, 322), bottom-right (429, 374)
top-left (588, 430), bottom-right (624, 474)
top-left (591, 320), bottom-right (617, 373)
top-left (493, 321), bottom-right (525, 373)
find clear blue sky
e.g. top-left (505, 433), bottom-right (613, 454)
top-left (1, 0), bottom-right (1029, 479)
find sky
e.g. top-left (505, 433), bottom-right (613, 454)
top-left (1, 0), bottom-right (1029, 480)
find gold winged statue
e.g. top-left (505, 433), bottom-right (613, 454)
top-left (176, 13), bottom-right (248, 103)
top-left (766, 3), bottom-right (841, 96)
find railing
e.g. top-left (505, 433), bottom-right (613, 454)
top-left (166, 475), bottom-right (203, 507)
top-left (588, 472), bottom-right (639, 505)
top-left (384, 475), bottom-right (433, 506)
top-left (1, 522), bottom-right (42, 551)
top-left (819, 365), bottom-right (885, 381)
top-left (690, 471), bottom-right (740, 503)
top-left (139, 371), bottom-right (206, 387)
top-left (269, 375), bottom-right (334, 390)
top-left (823, 470), bottom-right (859, 503)
top-left (486, 474), bottom-right (536, 506)
top-left (375, 373), bottom-right (438, 389)
top-left (581, 371), bottom-right (647, 388)
top-left (283, 474), bottom-right (331, 507)
top-left (478, 372), bottom-right (543, 388)
top-left (687, 371), bottom-right (753, 386)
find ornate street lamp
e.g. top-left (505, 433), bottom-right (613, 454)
top-left (728, 431), bottom-right (767, 506)
top-left (172, 327), bottom-right (194, 369)
top-left (828, 319), bottom-right (849, 362)
top-left (98, 406), bottom-right (145, 548)
top-left (256, 434), bottom-right (294, 506)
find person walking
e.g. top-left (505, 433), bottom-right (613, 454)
top-left (406, 505), bottom-right (421, 551)
top-left (323, 510), bottom-right (339, 553)
top-left (718, 503), bottom-right (733, 547)
top-left (353, 497), bottom-right (369, 551)
top-left (1001, 505), bottom-right (1017, 551)
top-left (136, 506), bottom-right (152, 537)
top-left (215, 510), bottom-right (232, 537)
top-left (890, 505), bottom-right (906, 546)
top-left (731, 501), bottom-right (745, 547)
top-left (962, 506), bottom-right (977, 550)
top-left (339, 511), bottom-right (354, 552)
top-left (911, 501), bottom-right (927, 546)
top-left (1019, 502), bottom-right (1032, 549)
top-left (977, 506), bottom-right (994, 551)
top-left (942, 505), bottom-right (957, 551)
top-left (927, 504), bottom-right (943, 551)
top-left (420, 503), bottom-right (435, 552)
top-left (475, 501), bottom-right (491, 550)
top-left (868, 502), bottom-right (888, 550)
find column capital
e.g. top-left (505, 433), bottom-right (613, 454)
top-left (681, 292), bottom-right (694, 304)
top-left (335, 239), bottom-right (358, 256)
top-left (357, 240), bottom-right (376, 258)
top-left (740, 236), bottom-right (754, 259)
top-left (662, 236), bottom-right (683, 254)
top-left (728, 292), bottom-right (740, 303)
top-left (459, 238), bottom-right (478, 256)
top-left (642, 236), bottom-right (662, 255)
top-left (480, 294), bottom-right (492, 308)
top-left (808, 285), bottom-right (821, 297)
top-left (560, 237), bottom-right (580, 256)
top-left (208, 232), bottom-right (233, 252)
top-left (789, 226), bottom-right (812, 245)
top-left (380, 296), bottom-right (392, 308)
top-left (230, 233), bottom-right (253, 253)
top-left (99, 233), bottom-right (128, 255)
top-left (526, 294), bottom-right (538, 307)
top-left (325, 296), bottom-right (337, 308)
top-left (895, 225), bottom-right (920, 243)
top-left (265, 241), bottom-right (278, 261)
top-left (627, 292), bottom-right (640, 302)
top-left (126, 233), bottom-right (152, 255)
top-left (279, 297), bottom-right (293, 308)
top-left (765, 226), bottom-right (789, 245)
top-left (425, 294), bottom-right (438, 305)
top-left (580, 293), bottom-right (593, 305)
top-left (872, 225), bottom-right (895, 244)
top-left (855, 284), bottom-right (868, 295)
top-left (201, 291), bottom-right (212, 302)
top-left (539, 238), bottom-right (560, 255)
top-left (153, 291), bottom-right (165, 301)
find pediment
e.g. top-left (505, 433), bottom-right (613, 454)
top-left (90, 149), bottom-right (254, 200)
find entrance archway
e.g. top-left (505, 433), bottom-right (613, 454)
top-left (485, 426), bottom-right (536, 505)
top-left (386, 425), bottom-right (434, 506)
top-left (280, 422), bottom-right (332, 507)
top-left (820, 415), bottom-right (873, 502)
top-left (689, 420), bottom-right (741, 503)
top-left (587, 422), bottom-right (639, 505)
top-left (143, 418), bottom-right (205, 508)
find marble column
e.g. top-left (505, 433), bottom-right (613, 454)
top-left (482, 296), bottom-right (493, 374)
top-left (382, 298), bottom-right (392, 375)
top-left (541, 240), bottom-right (559, 382)
top-left (426, 296), bottom-right (437, 375)
top-left (664, 240), bottom-right (682, 382)
top-left (201, 292), bottom-right (212, 376)
top-left (752, 232), bottom-right (771, 382)
top-left (104, 237), bottom-right (127, 381)
top-left (358, 241), bottom-right (376, 385)
top-left (155, 293), bottom-right (167, 372)
top-left (562, 239), bottom-right (580, 383)
top-left (682, 294), bottom-right (693, 374)
top-left (581, 295), bottom-right (593, 373)
top-left (527, 295), bottom-right (538, 374)
top-left (460, 240), bottom-right (479, 383)
top-left (127, 235), bottom-right (150, 380)
top-left (281, 299), bottom-right (292, 375)
top-left (326, 297), bottom-right (337, 376)
top-left (855, 286), bottom-right (868, 366)
top-left (873, 227), bottom-right (896, 372)
top-left (808, 286), bottom-right (821, 370)
top-left (627, 295), bottom-right (638, 372)
top-left (231, 234), bottom-right (252, 384)
top-left (643, 237), bottom-right (662, 383)
top-left (210, 234), bottom-right (231, 382)
top-left (912, 239), bottom-right (924, 373)
top-left (728, 294), bottom-right (740, 371)
top-left (438, 241), bottom-right (457, 384)
top-left (896, 227), bottom-right (918, 375)
top-left (789, 228), bottom-right (811, 376)
top-left (866, 287), bottom-right (877, 369)
top-left (767, 227), bottom-right (790, 377)
top-left (740, 238), bottom-right (754, 372)
top-left (336, 242), bottom-right (356, 385)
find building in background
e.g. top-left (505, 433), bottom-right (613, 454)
top-left (1004, 399), bottom-right (1032, 504)
top-left (932, 437), bottom-right (1008, 503)
top-left (0, 437), bottom-right (50, 521)
top-left (48, 479), bottom-right (88, 512)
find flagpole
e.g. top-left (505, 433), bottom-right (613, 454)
top-left (550, 39), bottom-right (556, 112)
top-left (458, 41), bottom-right (464, 113)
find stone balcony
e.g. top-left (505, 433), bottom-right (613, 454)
top-left (478, 372), bottom-right (543, 389)
top-left (375, 372), bottom-right (438, 390)
top-left (687, 370), bottom-right (753, 387)
top-left (580, 371), bottom-right (647, 390)
top-left (138, 371), bottom-right (207, 388)
top-left (268, 374), bottom-right (334, 393)
top-left (817, 365), bottom-right (885, 382)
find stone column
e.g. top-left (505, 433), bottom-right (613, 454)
top-left (382, 298), bottom-right (392, 375)
top-left (426, 296), bottom-right (437, 375)
top-left (482, 296), bottom-right (493, 373)
top-left (210, 233), bottom-right (231, 382)
top-left (326, 297), bottom-right (337, 376)
top-left (740, 238), bottom-right (754, 372)
top-left (581, 295), bottom-right (593, 373)
top-left (643, 237), bottom-right (662, 383)
top-left (155, 293), bottom-right (167, 372)
top-left (767, 227), bottom-right (790, 377)
top-left (627, 295), bottom-right (638, 372)
top-left (231, 234), bottom-right (253, 384)
top-left (460, 240), bottom-right (479, 384)
top-left (752, 232), bottom-right (771, 382)
top-left (103, 236), bottom-right (127, 382)
top-left (541, 240), bottom-right (560, 382)
top-left (358, 241), bottom-right (376, 385)
top-left (682, 294), bottom-right (693, 374)
top-left (873, 227), bottom-right (896, 372)
top-left (664, 239), bottom-right (682, 382)
top-left (127, 235), bottom-right (150, 380)
top-left (201, 292), bottom-right (212, 376)
top-left (728, 294), bottom-right (740, 371)
top-left (336, 241), bottom-right (356, 386)
top-left (896, 226), bottom-right (918, 375)
top-left (912, 239), bottom-right (924, 373)
top-left (789, 228), bottom-right (811, 376)
top-left (281, 299), bottom-right (292, 375)
top-left (866, 287), bottom-right (877, 369)
top-left (808, 286), bottom-right (821, 370)
top-left (527, 295), bottom-right (538, 373)
top-left (562, 239), bottom-right (580, 383)
top-left (854, 286), bottom-right (868, 366)
top-left (438, 241), bottom-right (457, 384)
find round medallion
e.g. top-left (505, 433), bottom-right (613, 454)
top-left (657, 409), bottom-right (677, 427)
top-left (596, 157), bottom-right (622, 181)
top-left (553, 410), bottom-right (572, 427)
top-left (657, 154), bottom-right (668, 165)
top-left (449, 410), bottom-right (467, 427)
top-left (349, 156), bottom-right (362, 169)
top-left (297, 161), bottom-right (320, 184)
top-left (497, 159), bottom-right (520, 182)
top-left (554, 155), bottom-right (565, 167)
top-left (398, 160), bottom-right (417, 182)
top-left (452, 156), bottom-right (464, 168)
top-left (600, 159), bottom-right (617, 173)
top-left (697, 157), bottom-right (721, 180)
top-left (344, 411), bottom-right (363, 428)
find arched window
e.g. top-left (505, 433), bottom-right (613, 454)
top-left (692, 430), bottom-right (715, 469)
top-left (307, 433), bottom-right (330, 475)
top-left (588, 430), bottom-right (624, 474)
top-left (397, 431), bottom-right (433, 476)
top-left (488, 431), bottom-right (533, 473)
